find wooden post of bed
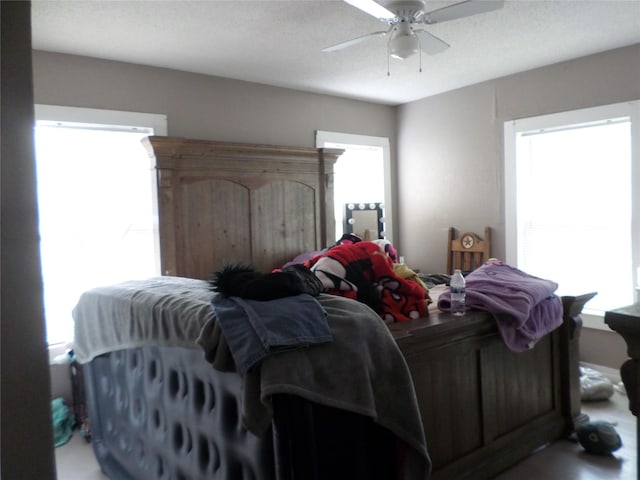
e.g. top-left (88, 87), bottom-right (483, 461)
top-left (560, 293), bottom-right (597, 430)
top-left (605, 304), bottom-right (640, 479)
top-left (317, 147), bottom-right (337, 252)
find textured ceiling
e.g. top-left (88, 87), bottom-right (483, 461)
top-left (31, 0), bottom-right (640, 106)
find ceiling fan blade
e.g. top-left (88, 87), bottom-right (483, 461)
top-left (424, 0), bottom-right (504, 24)
top-left (344, 0), bottom-right (396, 21)
top-left (322, 29), bottom-right (390, 52)
top-left (414, 30), bottom-right (450, 55)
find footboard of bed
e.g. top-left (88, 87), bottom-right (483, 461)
top-left (390, 306), bottom-right (583, 480)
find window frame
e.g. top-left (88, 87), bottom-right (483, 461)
top-left (315, 130), bottom-right (393, 244)
top-left (504, 100), bottom-right (640, 330)
top-left (34, 105), bottom-right (167, 361)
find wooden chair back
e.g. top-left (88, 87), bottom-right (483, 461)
top-left (447, 227), bottom-right (491, 275)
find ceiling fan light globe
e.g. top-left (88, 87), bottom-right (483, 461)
top-left (389, 35), bottom-right (418, 59)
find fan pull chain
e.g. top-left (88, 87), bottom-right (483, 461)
top-left (418, 35), bottom-right (423, 73)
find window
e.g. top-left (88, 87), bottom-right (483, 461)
top-left (34, 105), bottom-right (167, 352)
top-left (315, 131), bottom-right (393, 244)
top-left (504, 101), bottom-right (639, 329)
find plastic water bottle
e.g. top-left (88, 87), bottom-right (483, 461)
top-left (450, 269), bottom-right (466, 316)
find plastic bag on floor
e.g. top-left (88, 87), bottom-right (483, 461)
top-left (580, 366), bottom-right (614, 401)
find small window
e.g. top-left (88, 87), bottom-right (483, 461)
top-left (316, 131), bottom-right (393, 244)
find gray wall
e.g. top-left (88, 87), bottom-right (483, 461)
top-left (1, 2), bottom-right (56, 478)
top-left (32, 46), bottom-right (639, 380)
top-left (397, 44), bottom-right (640, 273)
top-left (396, 44), bottom-right (640, 369)
top-left (32, 51), bottom-right (397, 149)
top-left (32, 49), bottom-right (400, 259)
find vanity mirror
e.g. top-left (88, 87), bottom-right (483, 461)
top-left (344, 202), bottom-right (384, 240)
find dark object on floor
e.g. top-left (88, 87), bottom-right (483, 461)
top-left (211, 263), bottom-right (323, 300)
top-left (576, 421), bottom-right (622, 455)
top-left (70, 355), bottom-right (91, 442)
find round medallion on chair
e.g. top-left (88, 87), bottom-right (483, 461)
top-left (461, 234), bottom-right (475, 249)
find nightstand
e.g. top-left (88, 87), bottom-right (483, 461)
top-left (605, 304), bottom-right (639, 475)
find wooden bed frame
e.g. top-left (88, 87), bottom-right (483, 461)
top-left (83, 136), bottom-right (585, 479)
top-left (390, 301), bottom-right (586, 479)
top-left (142, 136), bottom-right (343, 278)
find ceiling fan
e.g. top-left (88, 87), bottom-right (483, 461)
top-left (323, 0), bottom-right (504, 65)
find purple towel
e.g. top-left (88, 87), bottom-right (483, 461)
top-left (438, 260), bottom-right (563, 351)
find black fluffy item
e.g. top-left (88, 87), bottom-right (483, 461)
top-left (210, 263), bottom-right (323, 301)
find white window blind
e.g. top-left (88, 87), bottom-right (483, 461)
top-left (505, 101), bottom-right (639, 323)
top-left (34, 105), bottom-right (167, 349)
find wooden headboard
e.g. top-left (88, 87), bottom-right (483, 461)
top-left (143, 136), bottom-right (343, 279)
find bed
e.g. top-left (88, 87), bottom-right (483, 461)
top-left (73, 136), bottom-right (587, 480)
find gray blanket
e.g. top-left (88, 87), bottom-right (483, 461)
top-left (73, 277), bottom-right (431, 479)
top-left (199, 293), bottom-right (431, 479)
top-left (73, 276), bottom-right (214, 363)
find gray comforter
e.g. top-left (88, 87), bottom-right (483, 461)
top-left (73, 276), bottom-right (215, 363)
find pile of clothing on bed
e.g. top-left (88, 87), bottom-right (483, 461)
top-left (437, 259), bottom-right (564, 352)
top-left (302, 235), bottom-right (428, 322)
top-left (207, 234), bottom-right (433, 479)
top-left (201, 291), bottom-right (432, 480)
top-left (213, 234), bottom-right (429, 324)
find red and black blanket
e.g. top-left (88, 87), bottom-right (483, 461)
top-left (305, 241), bottom-right (427, 322)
